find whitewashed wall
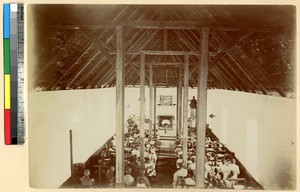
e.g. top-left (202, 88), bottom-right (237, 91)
top-left (29, 88), bottom-right (296, 189)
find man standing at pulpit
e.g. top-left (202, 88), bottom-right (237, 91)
top-left (189, 96), bottom-right (197, 128)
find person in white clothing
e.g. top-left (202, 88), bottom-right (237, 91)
top-left (219, 158), bottom-right (230, 178)
top-left (131, 145), bottom-right (140, 158)
top-left (173, 162), bottom-right (187, 188)
top-left (228, 158), bottom-right (240, 179)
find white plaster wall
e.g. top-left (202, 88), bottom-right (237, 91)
top-left (28, 88), bottom-right (296, 189)
top-left (28, 88), bottom-right (116, 188)
top-left (207, 89), bottom-right (296, 190)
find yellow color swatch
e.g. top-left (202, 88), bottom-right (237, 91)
top-left (5, 74), bottom-right (11, 109)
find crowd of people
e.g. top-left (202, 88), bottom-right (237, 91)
top-left (79, 114), bottom-right (251, 189)
top-left (80, 115), bottom-right (158, 188)
top-left (173, 130), bottom-right (241, 189)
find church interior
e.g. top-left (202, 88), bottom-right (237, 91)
top-left (27, 4), bottom-right (296, 190)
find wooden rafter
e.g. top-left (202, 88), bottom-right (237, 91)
top-left (67, 51), bottom-right (100, 88)
top-left (74, 55), bottom-right (106, 88)
top-left (87, 58), bottom-right (112, 88)
top-left (82, 29), bottom-right (116, 66)
top-left (49, 20), bottom-right (284, 32)
top-left (237, 47), bottom-right (287, 97)
top-left (208, 31), bottom-right (254, 70)
top-left (47, 40), bottom-right (95, 90)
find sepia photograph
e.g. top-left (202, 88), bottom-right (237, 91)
top-left (27, 4), bottom-right (296, 190)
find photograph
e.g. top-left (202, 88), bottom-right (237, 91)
top-left (27, 4), bottom-right (296, 190)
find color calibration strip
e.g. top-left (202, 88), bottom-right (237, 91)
top-left (4, 3), bottom-right (25, 145)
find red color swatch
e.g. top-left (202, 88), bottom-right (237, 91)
top-left (4, 109), bottom-right (11, 144)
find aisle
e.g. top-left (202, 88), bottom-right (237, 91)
top-left (152, 135), bottom-right (177, 188)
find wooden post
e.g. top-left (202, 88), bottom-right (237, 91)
top-left (154, 70), bottom-right (157, 134)
top-left (69, 130), bottom-right (73, 179)
top-left (178, 68), bottom-right (183, 140)
top-left (182, 54), bottom-right (189, 168)
top-left (93, 165), bottom-right (102, 185)
top-left (176, 70), bottom-right (179, 138)
top-left (149, 64), bottom-right (153, 140)
top-left (115, 26), bottom-right (124, 188)
top-left (195, 27), bottom-right (209, 188)
top-left (140, 52), bottom-right (146, 169)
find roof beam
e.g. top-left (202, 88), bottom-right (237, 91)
top-left (81, 29), bottom-right (116, 66)
top-left (142, 50), bottom-right (199, 55)
top-left (49, 20), bottom-right (281, 32)
top-left (208, 31), bottom-right (254, 70)
top-left (188, 31), bottom-right (254, 76)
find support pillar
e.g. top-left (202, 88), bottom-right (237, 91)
top-left (115, 26), bottom-right (124, 188)
top-left (182, 54), bottom-right (189, 168)
top-left (177, 68), bottom-right (183, 140)
top-left (154, 70), bottom-right (157, 134)
top-left (69, 130), bottom-right (73, 178)
top-left (195, 27), bottom-right (209, 188)
top-left (149, 64), bottom-right (153, 140)
top-left (140, 52), bottom-right (146, 169)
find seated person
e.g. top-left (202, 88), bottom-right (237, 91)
top-left (145, 142), bottom-right (151, 151)
top-left (228, 158), bottom-right (240, 179)
top-left (145, 158), bottom-right (156, 181)
top-left (105, 166), bottom-right (115, 187)
top-left (227, 158), bottom-right (240, 187)
top-left (184, 169), bottom-right (195, 188)
top-left (124, 166), bottom-right (135, 187)
top-left (147, 147), bottom-right (157, 163)
top-left (173, 162), bottom-right (187, 188)
top-left (108, 144), bottom-right (115, 152)
top-left (207, 173), bottom-right (219, 189)
top-left (130, 155), bottom-right (140, 180)
top-left (204, 156), bottom-right (213, 179)
top-left (219, 157), bottom-right (230, 178)
top-left (133, 132), bottom-right (139, 139)
top-left (136, 169), bottom-right (151, 188)
top-left (111, 135), bottom-right (116, 147)
top-left (154, 130), bottom-right (160, 140)
top-left (175, 139), bottom-right (181, 145)
top-left (131, 145), bottom-right (140, 158)
top-left (176, 148), bottom-right (183, 157)
top-left (187, 141), bottom-right (193, 150)
top-left (186, 156), bottom-right (193, 167)
top-left (176, 155), bottom-right (183, 169)
top-left (128, 136), bottom-right (135, 144)
top-left (80, 169), bottom-right (95, 188)
top-left (188, 157), bottom-right (196, 174)
top-left (218, 171), bottom-right (232, 189)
